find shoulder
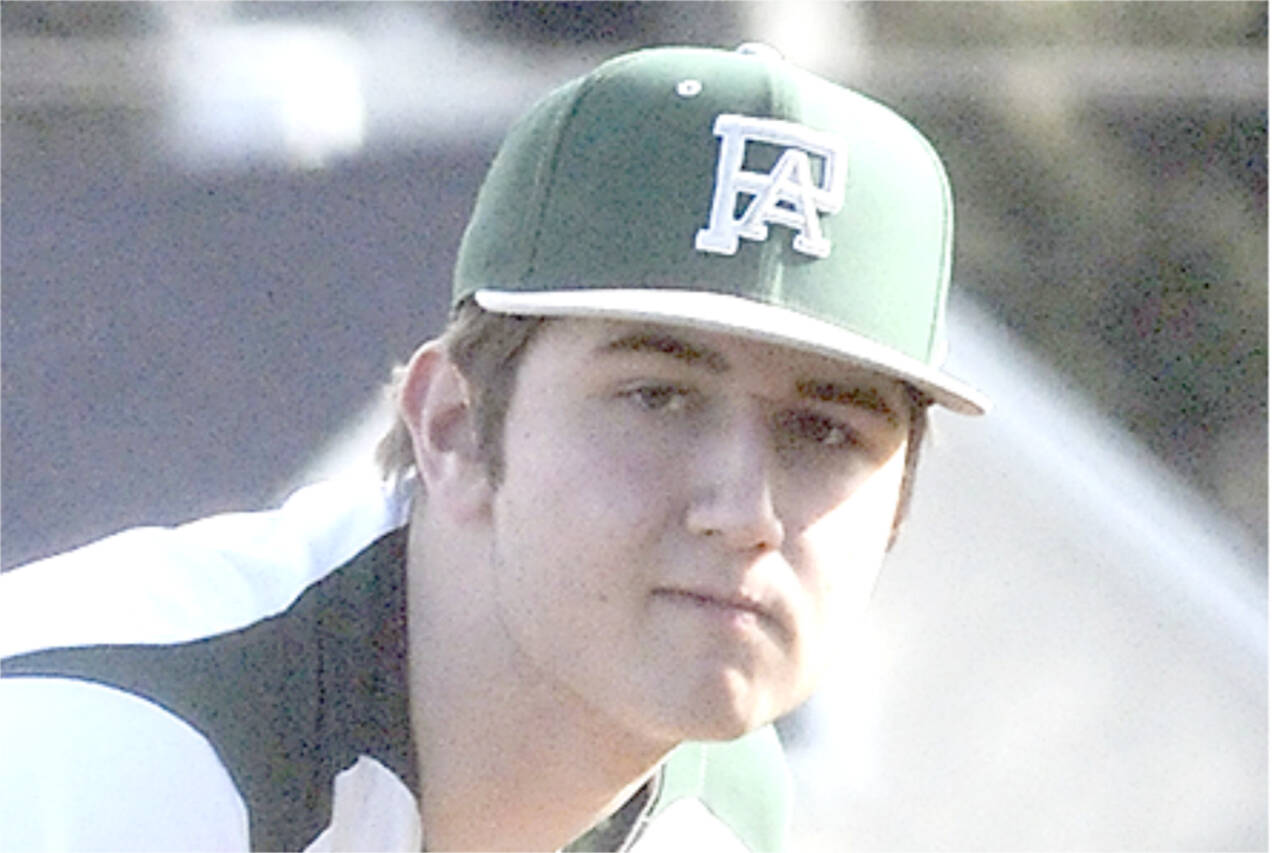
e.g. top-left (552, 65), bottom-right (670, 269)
top-left (0, 474), bottom-right (418, 851)
top-left (1, 473), bottom-right (413, 658)
top-left (0, 677), bottom-right (249, 850)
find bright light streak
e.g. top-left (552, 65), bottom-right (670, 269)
top-left (166, 24), bottom-right (366, 170)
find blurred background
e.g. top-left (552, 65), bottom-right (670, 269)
top-left (2, 2), bottom-right (1266, 850)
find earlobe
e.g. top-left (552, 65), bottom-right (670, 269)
top-left (398, 341), bottom-right (492, 519)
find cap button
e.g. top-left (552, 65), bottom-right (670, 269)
top-left (735, 42), bottom-right (784, 61)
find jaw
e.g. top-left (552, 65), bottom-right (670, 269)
top-left (617, 626), bottom-right (816, 744)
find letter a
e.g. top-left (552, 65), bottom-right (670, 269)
top-left (695, 114), bottom-right (847, 259)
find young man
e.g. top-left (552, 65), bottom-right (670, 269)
top-left (1, 44), bottom-right (985, 851)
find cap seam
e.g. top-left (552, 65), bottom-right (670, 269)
top-left (518, 80), bottom-right (584, 286)
top-left (919, 129), bottom-right (952, 363)
top-left (757, 53), bottom-right (783, 303)
top-left (521, 52), bottom-right (656, 286)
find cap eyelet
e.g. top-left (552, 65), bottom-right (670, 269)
top-left (675, 79), bottom-right (702, 98)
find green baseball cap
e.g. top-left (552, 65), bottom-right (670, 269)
top-left (454, 44), bottom-right (987, 415)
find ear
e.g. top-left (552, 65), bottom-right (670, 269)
top-left (398, 340), bottom-right (493, 520)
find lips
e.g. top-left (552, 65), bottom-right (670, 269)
top-left (652, 586), bottom-right (784, 634)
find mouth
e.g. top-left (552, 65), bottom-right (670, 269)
top-left (652, 587), bottom-right (782, 634)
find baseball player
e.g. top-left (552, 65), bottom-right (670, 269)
top-left (1, 44), bottom-right (985, 851)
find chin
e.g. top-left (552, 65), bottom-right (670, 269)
top-left (659, 679), bottom-right (799, 743)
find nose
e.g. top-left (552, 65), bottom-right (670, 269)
top-left (684, 406), bottom-right (785, 552)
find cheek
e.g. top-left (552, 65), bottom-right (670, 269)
top-left (807, 470), bottom-right (900, 577)
top-left (494, 418), bottom-right (686, 610)
top-left (787, 450), bottom-right (906, 658)
top-left (516, 418), bottom-right (687, 531)
top-left (792, 447), bottom-right (903, 561)
top-left (489, 415), bottom-right (693, 691)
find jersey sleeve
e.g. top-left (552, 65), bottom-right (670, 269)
top-left (0, 677), bottom-right (250, 852)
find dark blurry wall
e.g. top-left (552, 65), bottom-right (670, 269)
top-left (3, 129), bottom-right (487, 566)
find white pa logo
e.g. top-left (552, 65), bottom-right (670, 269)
top-left (695, 114), bottom-right (848, 259)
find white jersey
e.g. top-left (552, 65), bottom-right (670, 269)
top-left (1, 475), bottom-right (791, 851)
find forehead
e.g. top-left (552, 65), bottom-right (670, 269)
top-left (528, 318), bottom-right (911, 414)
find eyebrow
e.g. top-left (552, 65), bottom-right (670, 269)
top-left (599, 330), bottom-right (903, 426)
top-left (796, 380), bottom-right (902, 427)
top-left (599, 332), bottom-right (730, 373)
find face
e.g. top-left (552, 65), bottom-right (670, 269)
top-left (484, 319), bottom-right (909, 748)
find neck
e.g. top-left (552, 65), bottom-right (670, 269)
top-left (404, 503), bottom-right (672, 851)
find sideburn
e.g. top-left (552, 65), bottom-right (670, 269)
top-left (886, 385), bottom-right (930, 551)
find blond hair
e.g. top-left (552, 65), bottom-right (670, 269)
top-left (376, 300), bottom-right (549, 485)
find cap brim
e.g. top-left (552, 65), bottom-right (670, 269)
top-left (474, 288), bottom-right (988, 415)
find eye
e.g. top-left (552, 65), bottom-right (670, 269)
top-left (623, 384), bottom-right (693, 413)
top-left (775, 410), bottom-right (857, 450)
